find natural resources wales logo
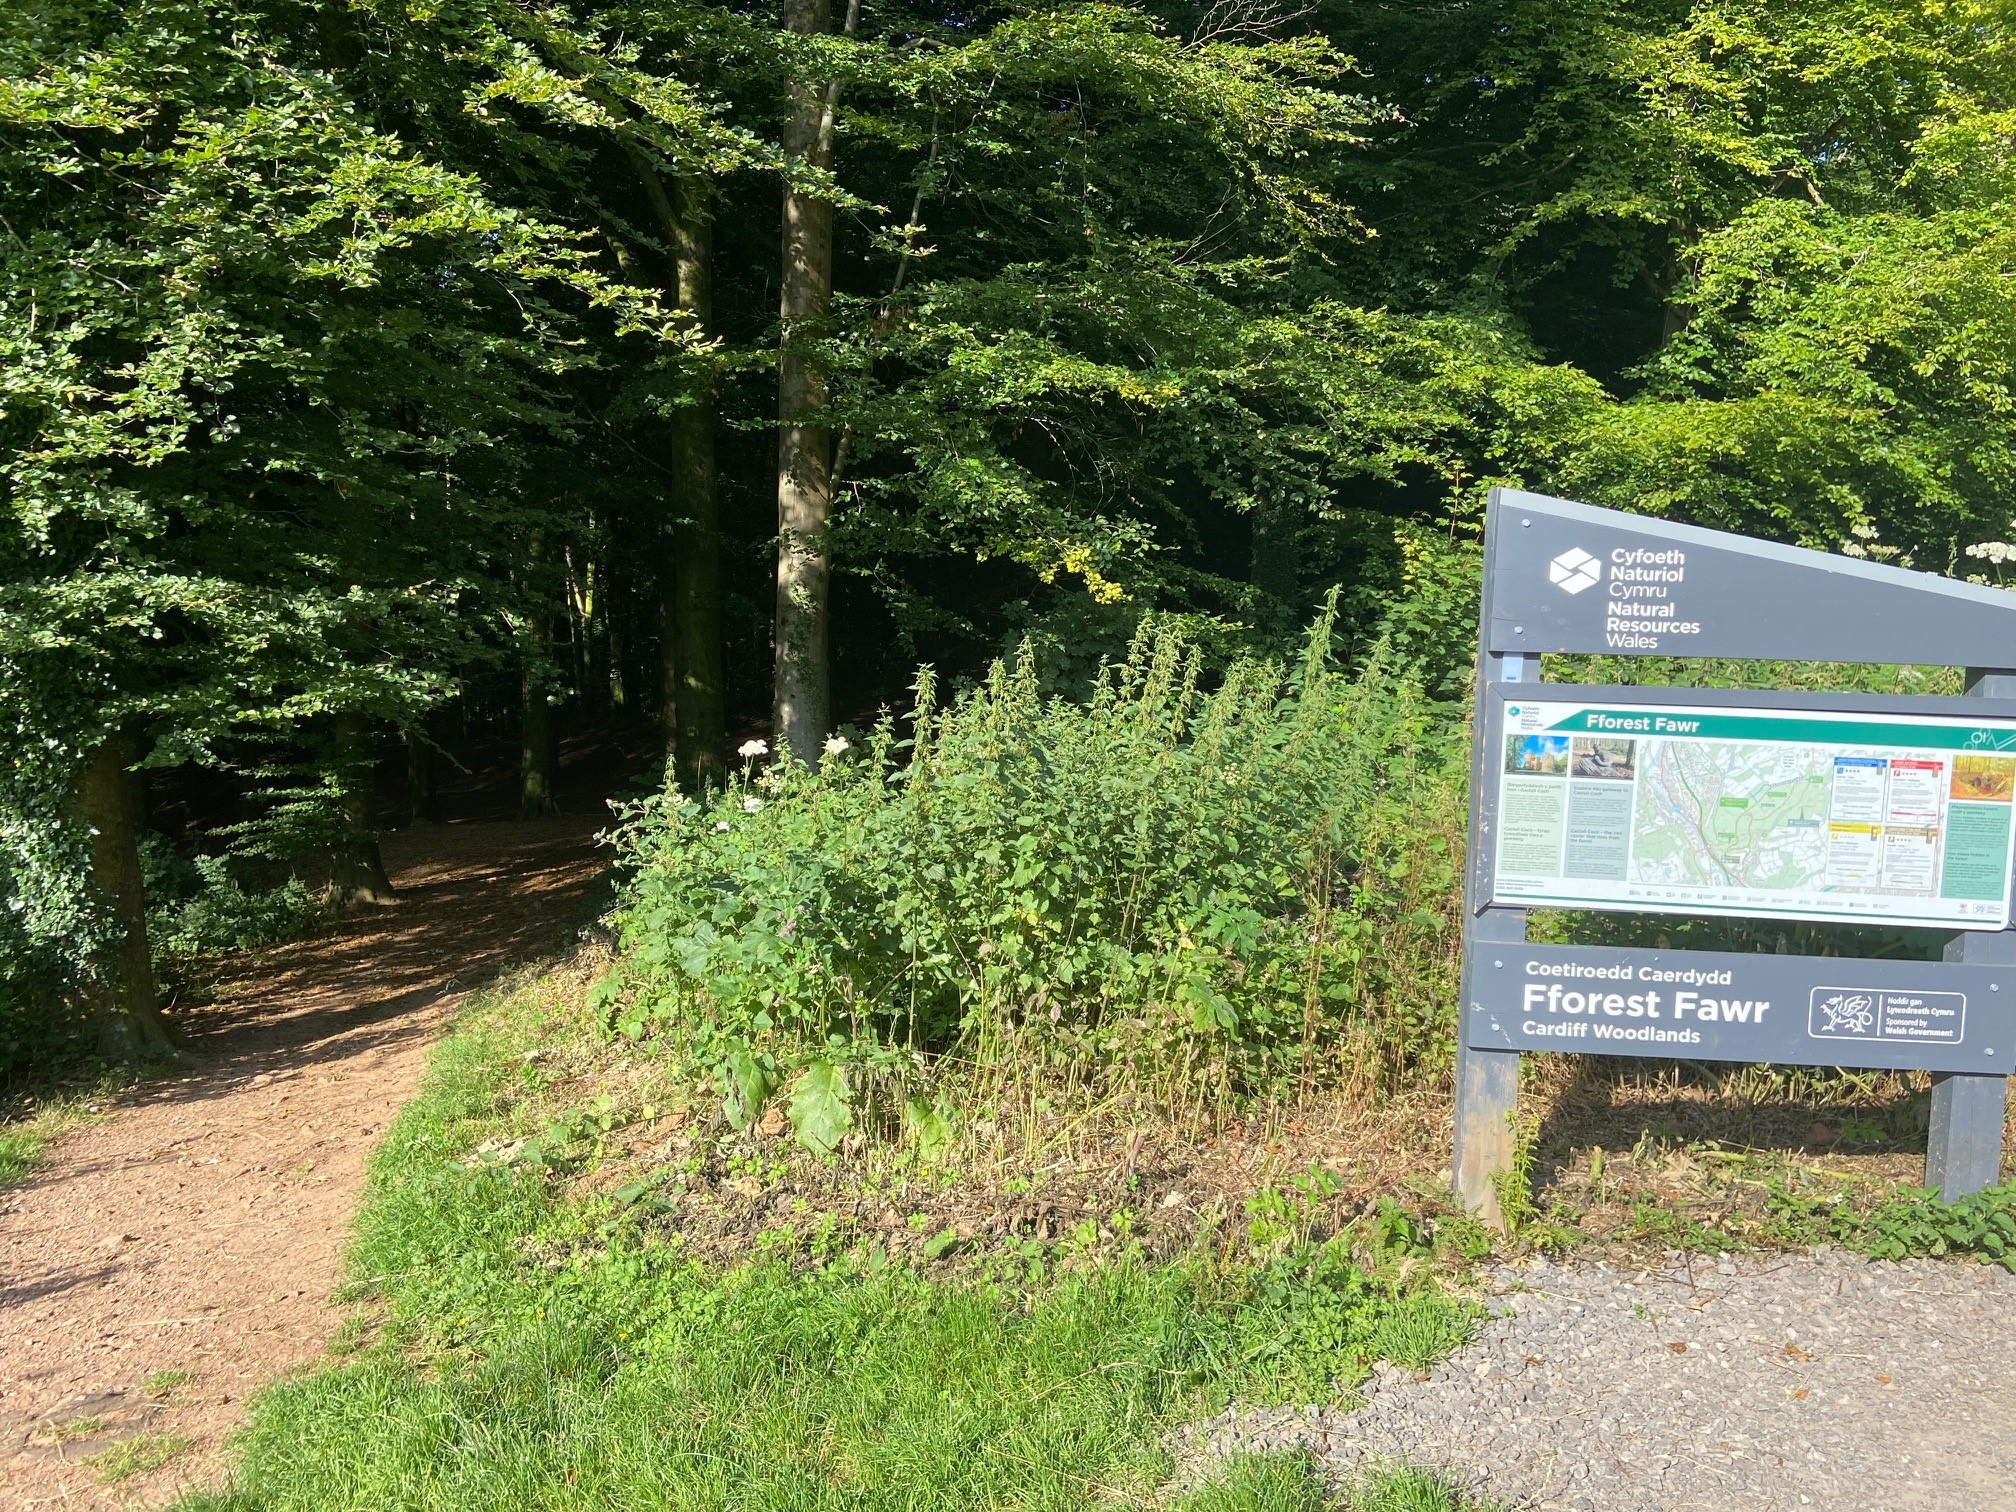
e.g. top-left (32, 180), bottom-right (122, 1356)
top-left (1548, 546), bottom-right (1602, 595)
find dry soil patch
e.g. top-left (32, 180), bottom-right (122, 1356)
top-left (0, 815), bottom-right (608, 1509)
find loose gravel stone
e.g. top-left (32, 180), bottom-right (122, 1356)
top-left (1185, 1248), bottom-right (2016, 1511)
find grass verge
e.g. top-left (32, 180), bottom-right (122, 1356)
top-left (90, 1432), bottom-right (195, 1484)
top-left (1173, 1451), bottom-right (1495, 1511)
top-left (0, 1088), bottom-right (114, 1189)
top-left (179, 965), bottom-right (1482, 1512)
top-left (1503, 1055), bottom-right (2016, 1267)
top-left (0, 1102), bottom-right (77, 1187)
top-left (0, 1052), bottom-right (179, 1190)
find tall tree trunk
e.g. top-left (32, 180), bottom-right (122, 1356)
top-left (331, 711), bottom-right (396, 907)
top-left (521, 544), bottom-right (562, 817)
top-left (605, 545), bottom-right (631, 720)
top-left (670, 176), bottom-right (726, 792)
top-left (521, 678), bottom-right (560, 816)
top-left (656, 570), bottom-right (681, 767)
top-left (774, 0), bottom-right (849, 766)
top-left (74, 729), bottom-right (174, 1061)
top-left (521, 654), bottom-right (561, 818)
top-left (582, 551), bottom-right (612, 723)
top-left (565, 546), bottom-right (602, 721)
top-left (406, 709), bottom-right (446, 825)
top-left (1250, 499), bottom-right (1303, 615)
top-left (1656, 231), bottom-right (1696, 348)
top-left (628, 151), bottom-right (728, 791)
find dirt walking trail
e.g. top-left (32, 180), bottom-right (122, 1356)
top-left (0, 815), bottom-right (610, 1509)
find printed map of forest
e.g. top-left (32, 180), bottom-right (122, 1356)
top-left (1633, 743), bottom-right (1832, 891)
top-left (1494, 701), bottom-right (2016, 928)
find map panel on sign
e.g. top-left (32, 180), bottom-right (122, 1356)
top-left (1491, 698), bottom-right (2016, 929)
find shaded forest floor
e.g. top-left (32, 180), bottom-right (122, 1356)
top-left (0, 813), bottom-right (613, 1509)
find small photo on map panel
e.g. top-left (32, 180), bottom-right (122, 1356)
top-left (1951, 755), bottom-right (2016, 803)
top-left (1505, 734), bottom-right (1569, 777)
top-left (1571, 736), bottom-right (1635, 781)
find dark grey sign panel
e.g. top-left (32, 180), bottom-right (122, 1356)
top-left (1456, 489), bottom-right (2016, 1213)
top-left (1464, 943), bottom-right (2016, 1074)
top-left (1487, 489), bottom-right (2016, 664)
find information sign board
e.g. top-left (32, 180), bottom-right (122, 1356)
top-left (1485, 692), bottom-right (2016, 930)
top-left (1453, 489), bottom-right (2016, 1219)
top-left (1463, 943), bottom-right (2016, 1075)
top-left (1484, 488), bottom-right (2016, 664)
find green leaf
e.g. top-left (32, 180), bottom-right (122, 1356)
top-left (717, 1050), bottom-right (777, 1132)
top-left (788, 1060), bottom-right (852, 1155)
top-left (905, 1096), bottom-right (954, 1160)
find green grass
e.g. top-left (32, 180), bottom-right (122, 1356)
top-left (1175, 1452), bottom-right (1336, 1512)
top-left (144, 1368), bottom-right (198, 1399)
top-left (1, 1063), bottom-right (154, 1190)
top-left (34, 1414), bottom-right (108, 1444)
top-left (0, 1096), bottom-right (92, 1188)
top-left (1348, 1466), bottom-right (1495, 1512)
top-left (90, 1432), bottom-right (194, 1483)
top-left (178, 979), bottom-right (1485, 1512)
top-left (1170, 1452), bottom-right (1494, 1512)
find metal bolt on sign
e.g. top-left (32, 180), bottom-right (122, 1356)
top-left (1454, 490), bottom-right (2016, 1228)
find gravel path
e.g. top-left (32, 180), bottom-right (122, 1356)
top-left (1192, 1248), bottom-right (2016, 1511)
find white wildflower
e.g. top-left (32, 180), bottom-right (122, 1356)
top-left (742, 796), bottom-right (764, 813)
top-left (737, 738), bottom-right (769, 759)
top-left (822, 734), bottom-right (851, 758)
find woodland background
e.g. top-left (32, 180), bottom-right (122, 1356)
top-left (5, 0), bottom-right (2015, 1083)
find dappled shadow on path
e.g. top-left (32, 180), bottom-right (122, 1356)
top-left (0, 813), bottom-right (611, 1511)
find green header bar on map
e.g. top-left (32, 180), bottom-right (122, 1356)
top-left (1542, 708), bottom-right (2016, 752)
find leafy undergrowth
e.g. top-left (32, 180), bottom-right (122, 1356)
top-left (601, 612), bottom-right (1467, 1156)
top-left (179, 965), bottom-right (1484, 1512)
top-left (511, 966), bottom-right (1475, 1283)
top-left (143, 838), bottom-right (335, 1008)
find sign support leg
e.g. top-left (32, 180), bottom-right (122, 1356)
top-left (1452, 623), bottom-right (1538, 1231)
top-left (1454, 907), bottom-right (1526, 1229)
top-left (1927, 668), bottom-right (2016, 1199)
top-left (1927, 1072), bottom-right (2006, 1200)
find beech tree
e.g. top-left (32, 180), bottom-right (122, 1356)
top-left (0, 0), bottom-right (665, 1052)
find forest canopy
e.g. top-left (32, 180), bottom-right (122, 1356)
top-left (4, 0), bottom-right (2014, 1061)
